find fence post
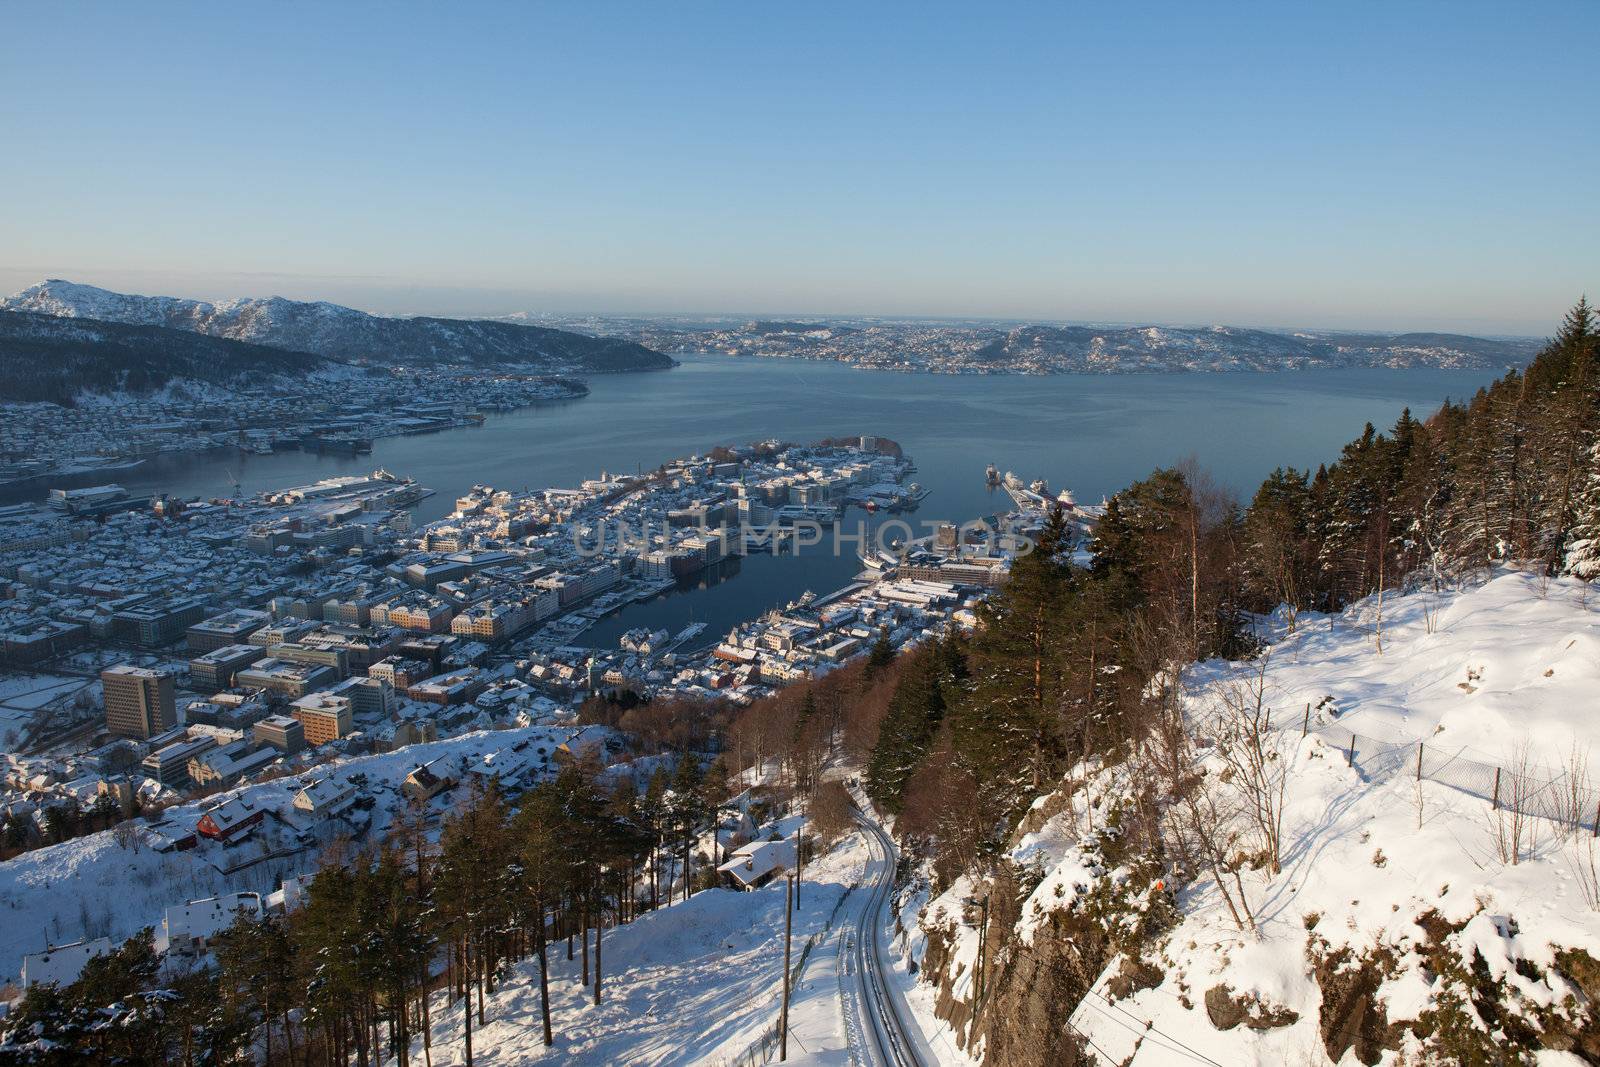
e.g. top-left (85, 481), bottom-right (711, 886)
top-left (1302, 703), bottom-right (1309, 738)
top-left (1347, 732), bottom-right (1355, 767)
top-left (1416, 743), bottom-right (1424, 781)
top-left (1492, 767), bottom-right (1501, 811)
top-left (780, 874), bottom-right (792, 1061)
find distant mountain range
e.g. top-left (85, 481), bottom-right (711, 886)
top-left (0, 309), bottom-right (329, 404)
top-left (1, 279), bottom-right (1541, 408)
top-left (2, 280), bottom-right (675, 374)
top-left (539, 316), bottom-right (1542, 373)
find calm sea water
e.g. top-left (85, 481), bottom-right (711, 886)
top-left (17, 356), bottom-right (1502, 648)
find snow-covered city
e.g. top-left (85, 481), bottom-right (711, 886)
top-left (4, 5), bottom-right (1598, 1065)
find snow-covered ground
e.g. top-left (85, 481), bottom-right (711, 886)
top-left (1245, 570), bottom-right (1600, 762)
top-left (410, 830), bottom-right (870, 1066)
top-left (0, 724), bottom-right (585, 981)
top-left (1074, 573), bottom-right (1600, 1064)
top-left (908, 570), bottom-right (1600, 1065)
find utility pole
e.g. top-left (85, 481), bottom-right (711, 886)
top-left (976, 893), bottom-right (990, 1008)
top-left (781, 874), bottom-right (794, 1061)
top-left (795, 827), bottom-right (803, 910)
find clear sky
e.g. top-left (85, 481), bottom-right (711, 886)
top-left (1, 1), bottom-right (1594, 335)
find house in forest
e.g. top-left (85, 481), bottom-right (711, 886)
top-left (716, 836), bottom-right (797, 891)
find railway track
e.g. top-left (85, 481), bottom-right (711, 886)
top-left (844, 809), bottom-right (929, 1067)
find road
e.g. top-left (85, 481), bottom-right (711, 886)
top-left (837, 806), bottom-right (935, 1067)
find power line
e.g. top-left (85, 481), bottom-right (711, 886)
top-left (1064, 1016), bottom-right (1120, 1066)
top-left (1077, 993), bottom-right (1226, 1067)
top-left (1000, 939), bottom-right (1227, 1067)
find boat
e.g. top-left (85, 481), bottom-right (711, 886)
top-left (902, 482), bottom-right (931, 506)
top-left (858, 550), bottom-right (900, 573)
top-left (986, 463), bottom-right (1000, 485)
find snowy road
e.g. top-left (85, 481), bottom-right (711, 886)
top-left (838, 808), bottom-right (933, 1067)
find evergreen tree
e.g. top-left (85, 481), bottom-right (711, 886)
top-left (432, 780), bottom-right (512, 1066)
top-left (865, 638), bottom-right (961, 813)
top-left (1240, 467), bottom-right (1315, 621)
top-left (667, 756), bottom-right (707, 901)
top-left (512, 779), bottom-right (573, 1047)
top-left (296, 858), bottom-right (368, 1065)
top-left (951, 506), bottom-right (1076, 828)
top-left (214, 910), bottom-right (298, 1065)
top-left (865, 629), bottom-right (895, 674)
top-left (1565, 436), bottom-right (1600, 579)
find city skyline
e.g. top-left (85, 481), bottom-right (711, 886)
top-left (2, 2), bottom-right (1596, 336)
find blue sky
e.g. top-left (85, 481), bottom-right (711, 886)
top-left (1, 2), bottom-right (1594, 334)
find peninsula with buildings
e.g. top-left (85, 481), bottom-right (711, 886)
top-left (0, 435), bottom-right (1079, 987)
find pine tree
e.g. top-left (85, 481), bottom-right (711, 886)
top-left (952, 506), bottom-right (1076, 827)
top-left (1541, 298), bottom-right (1599, 567)
top-left (296, 858), bottom-right (368, 1065)
top-left (215, 910), bottom-right (299, 1065)
top-left (865, 641), bottom-right (951, 813)
top-left (513, 780), bottom-right (574, 1047)
top-left (1565, 436), bottom-right (1600, 579)
top-left (1240, 467), bottom-right (1314, 621)
top-left (667, 756), bottom-right (707, 901)
top-left (432, 779), bottom-right (512, 1065)
top-left (865, 629), bottom-right (895, 673)
top-left (641, 766), bottom-right (670, 909)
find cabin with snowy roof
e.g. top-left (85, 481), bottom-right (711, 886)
top-left (402, 759), bottom-right (456, 803)
top-left (195, 795), bottom-right (264, 843)
top-left (716, 836), bottom-right (797, 891)
top-left (292, 777), bottom-right (357, 819)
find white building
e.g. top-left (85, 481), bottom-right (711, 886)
top-left (160, 892), bottom-right (262, 956)
top-left (293, 777), bottom-right (357, 819)
top-left (20, 937), bottom-right (113, 989)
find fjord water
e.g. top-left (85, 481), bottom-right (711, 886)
top-left (39, 355), bottom-right (1505, 646)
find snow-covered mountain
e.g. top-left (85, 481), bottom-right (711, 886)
top-left (564, 316), bottom-right (1541, 373)
top-left (2, 280), bottom-right (674, 373)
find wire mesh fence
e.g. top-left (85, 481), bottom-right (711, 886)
top-left (719, 872), bottom-right (862, 1067)
top-left (1310, 724), bottom-right (1600, 835)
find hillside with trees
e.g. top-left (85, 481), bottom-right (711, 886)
top-left (0, 309), bottom-right (331, 405)
top-left (712, 299), bottom-right (1600, 1064)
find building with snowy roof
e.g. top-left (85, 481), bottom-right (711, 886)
top-left (195, 795), bottom-right (265, 843)
top-left (19, 937), bottom-right (112, 989)
top-left (160, 892), bottom-right (262, 956)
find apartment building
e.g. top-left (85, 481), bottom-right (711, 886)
top-left (102, 664), bottom-right (176, 739)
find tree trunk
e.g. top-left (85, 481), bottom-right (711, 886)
top-left (462, 940), bottom-right (474, 1067)
top-left (537, 906), bottom-right (553, 1047)
top-left (476, 952), bottom-right (486, 1026)
top-left (418, 965), bottom-right (432, 1067)
top-left (593, 913), bottom-right (603, 1006)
